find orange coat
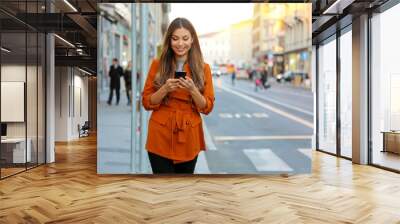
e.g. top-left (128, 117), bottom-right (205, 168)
top-left (142, 59), bottom-right (215, 163)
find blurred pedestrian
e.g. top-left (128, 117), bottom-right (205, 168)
top-left (254, 70), bottom-right (263, 92)
top-left (107, 58), bottom-right (123, 105)
top-left (261, 67), bottom-right (270, 89)
top-left (124, 61), bottom-right (132, 106)
top-left (250, 69), bottom-right (256, 80)
top-left (141, 17), bottom-right (215, 174)
top-left (247, 68), bottom-right (253, 80)
top-left (231, 66), bottom-right (236, 86)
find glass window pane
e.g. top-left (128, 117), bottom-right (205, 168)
top-left (371, 3), bottom-right (400, 171)
top-left (318, 37), bottom-right (337, 154)
top-left (340, 29), bottom-right (352, 158)
top-left (1, 30), bottom-right (27, 177)
top-left (27, 31), bottom-right (38, 169)
top-left (38, 33), bottom-right (45, 165)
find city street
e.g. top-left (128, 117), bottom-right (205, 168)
top-left (197, 76), bottom-right (313, 174)
top-left (97, 75), bottom-right (314, 174)
top-left (96, 3), bottom-right (315, 174)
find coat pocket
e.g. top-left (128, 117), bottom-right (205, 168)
top-left (181, 114), bottom-right (202, 150)
top-left (147, 111), bottom-right (171, 152)
top-left (150, 110), bottom-right (170, 126)
top-left (182, 114), bottom-right (201, 128)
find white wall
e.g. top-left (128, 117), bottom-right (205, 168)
top-left (55, 66), bottom-right (68, 141)
top-left (72, 73), bottom-right (89, 138)
top-left (1, 65), bottom-right (26, 81)
top-left (55, 67), bottom-right (89, 141)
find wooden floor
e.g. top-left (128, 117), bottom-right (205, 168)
top-left (373, 151), bottom-right (400, 171)
top-left (1, 135), bottom-right (400, 224)
top-left (1, 167), bottom-right (26, 178)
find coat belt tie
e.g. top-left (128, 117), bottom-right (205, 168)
top-left (173, 110), bottom-right (189, 143)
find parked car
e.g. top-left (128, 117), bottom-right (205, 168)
top-left (295, 72), bottom-right (309, 81)
top-left (282, 71), bottom-right (295, 82)
top-left (211, 65), bottom-right (221, 77)
top-left (219, 65), bottom-right (228, 75)
top-left (276, 71), bottom-right (308, 83)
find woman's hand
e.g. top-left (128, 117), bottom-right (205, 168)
top-left (180, 77), bottom-right (206, 110)
top-left (177, 77), bottom-right (197, 94)
top-left (162, 78), bottom-right (180, 93)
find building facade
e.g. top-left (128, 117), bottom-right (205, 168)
top-left (229, 19), bottom-right (253, 69)
top-left (199, 29), bottom-right (230, 66)
top-left (252, 3), bottom-right (311, 81)
top-left (283, 4), bottom-right (312, 87)
top-left (252, 4), bottom-right (286, 76)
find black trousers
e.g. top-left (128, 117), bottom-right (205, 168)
top-left (125, 86), bottom-right (131, 104)
top-left (148, 151), bottom-right (198, 174)
top-left (108, 86), bottom-right (120, 104)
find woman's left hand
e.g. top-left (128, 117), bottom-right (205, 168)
top-left (178, 77), bottom-right (197, 93)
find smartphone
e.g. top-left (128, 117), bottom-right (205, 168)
top-left (175, 71), bottom-right (186, 79)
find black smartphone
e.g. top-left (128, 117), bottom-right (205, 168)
top-left (175, 71), bottom-right (186, 79)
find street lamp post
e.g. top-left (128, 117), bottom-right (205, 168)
top-left (139, 4), bottom-right (150, 173)
top-left (130, 3), bottom-right (138, 173)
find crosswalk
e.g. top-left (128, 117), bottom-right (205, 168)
top-left (213, 135), bottom-right (312, 141)
top-left (194, 148), bottom-right (312, 174)
top-left (218, 112), bottom-right (269, 119)
top-left (194, 151), bottom-right (210, 174)
top-left (218, 84), bottom-right (314, 128)
top-left (193, 79), bottom-right (313, 174)
top-left (298, 148), bottom-right (312, 159)
top-left (243, 148), bottom-right (294, 172)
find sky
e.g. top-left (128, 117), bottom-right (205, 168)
top-left (168, 3), bottom-right (254, 35)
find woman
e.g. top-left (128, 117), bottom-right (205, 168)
top-left (142, 18), bottom-right (215, 174)
top-left (124, 61), bottom-right (132, 105)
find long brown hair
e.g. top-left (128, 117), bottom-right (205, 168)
top-left (154, 17), bottom-right (205, 92)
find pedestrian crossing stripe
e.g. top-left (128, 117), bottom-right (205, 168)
top-left (194, 151), bottom-right (210, 174)
top-left (252, 113), bottom-right (269, 118)
top-left (194, 148), bottom-right (311, 174)
top-left (298, 148), bottom-right (312, 159)
top-left (244, 113), bottom-right (252, 118)
top-left (214, 135), bottom-right (312, 141)
top-left (219, 113), bottom-right (233, 118)
top-left (218, 113), bottom-right (269, 119)
top-left (243, 148), bottom-right (293, 172)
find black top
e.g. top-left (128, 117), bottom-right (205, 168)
top-left (109, 65), bottom-right (123, 87)
top-left (124, 69), bottom-right (132, 87)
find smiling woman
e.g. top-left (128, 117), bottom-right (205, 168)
top-left (141, 18), bottom-right (215, 174)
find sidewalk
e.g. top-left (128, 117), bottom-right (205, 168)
top-left (97, 88), bottom-right (148, 173)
